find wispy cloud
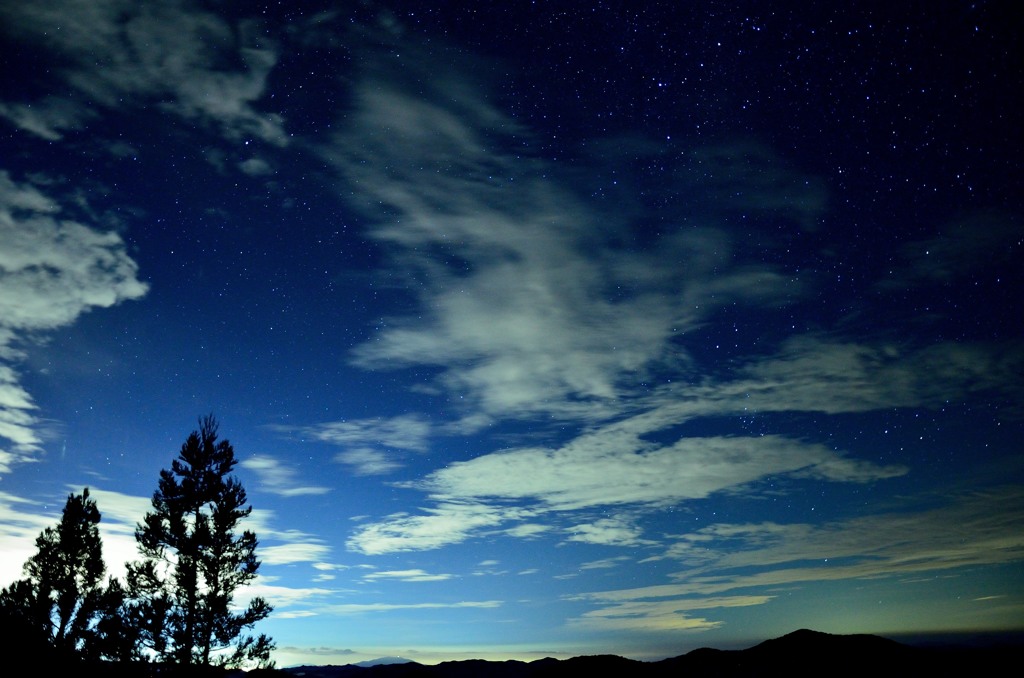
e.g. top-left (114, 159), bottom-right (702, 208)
top-left (261, 543), bottom-right (332, 566)
top-left (347, 430), bottom-right (904, 555)
top-left (253, 590), bottom-right (506, 622)
top-left (284, 414), bottom-right (432, 475)
top-left (722, 336), bottom-right (1023, 416)
top-left (0, 0), bottom-right (285, 144)
top-left (567, 518), bottom-right (655, 548)
top-left (0, 171), bottom-right (148, 470)
top-left (320, 32), bottom-right (1023, 636)
top-left (242, 577), bottom-right (335, 612)
top-left (349, 502), bottom-right (536, 555)
top-left (297, 414), bottom-right (432, 452)
top-left (325, 41), bottom-right (995, 558)
top-left (326, 43), bottom-right (803, 432)
top-left (241, 454), bottom-right (330, 497)
top-left (333, 448), bottom-right (404, 476)
top-left (415, 434), bottom-right (903, 511)
top-left (362, 569), bottom-right (454, 583)
top-left (471, 560), bottom-right (508, 576)
top-left (568, 487), bottom-right (1024, 630)
top-left (568, 594), bottom-right (773, 633)
top-left (317, 600), bottom-right (503, 615)
top-left (347, 325), bottom-right (1021, 554)
top-left (665, 487), bottom-right (1024, 584)
top-left (239, 157), bottom-right (275, 177)
top-left (504, 524), bottom-right (551, 539)
top-left (310, 560), bottom-right (373, 583)
top-left (579, 556), bottom-right (632, 571)
top-left (0, 98), bottom-right (96, 141)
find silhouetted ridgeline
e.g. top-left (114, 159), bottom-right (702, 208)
top-left (276, 629), bottom-right (1021, 678)
top-left (3, 629), bottom-right (1018, 676)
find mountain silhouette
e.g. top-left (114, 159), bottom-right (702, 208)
top-left (278, 629), bottom-right (1019, 678)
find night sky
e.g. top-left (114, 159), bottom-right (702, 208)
top-left (1, 0), bottom-right (1022, 667)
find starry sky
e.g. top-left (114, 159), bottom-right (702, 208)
top-left (1, 0), bottom-right (1022, 667)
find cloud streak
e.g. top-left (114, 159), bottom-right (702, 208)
top-left (347, 429), bottom-right (904, 555)
top-left (567, 487), bottom-right (1024, 631)
top-left (413, 435), bottom-right (903, 512)
top-left (0, 171), bottom-right (148, 470)
top-left (362, 569), bottom-right (454, 583)
top-left (241, 455), bottom-right (330, 497)
top-left (284, 415), bottom-right (433, 475)
top-left (349, 502), bottom-right (533, 556)
top-left (0, 0), bottom-right (285, 144)
top-left (326, 34), bottom-right (1022, 563)
top-left (326, 42), bottom-right (804, 431)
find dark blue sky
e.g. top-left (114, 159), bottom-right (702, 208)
top-left (1, 0), bottom-right (1021, 666)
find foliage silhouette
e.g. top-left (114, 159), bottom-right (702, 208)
top-left (127, 415), bottom-right (274, 668)
top-left (0, 488), bottom-right (119, 661)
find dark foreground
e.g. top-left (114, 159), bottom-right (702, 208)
top-left (278, 629), bottom-right (1021, 678)
top-left (8, 629), bottom-right (1020, 676)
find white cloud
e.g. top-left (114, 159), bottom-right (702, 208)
top-left (666, 486), bottom-right (1024, 585)
top-left (299, 414), bottom-right (432, 452)
top-left (0, 171), bottom-right (148, 469)
top-left (241, 577), bottom-right (335, 611)
top-left (568, 519), bottom-right (653, 547)
top-left (327, 43), bottom-right (802, 430)
top-left (362, 569), bottom-right (454, 583)
top-left (417, 434), bottom-right (903, 512)
top-left (334, 448), bottom-right (403, 476)
top-left (579, 556), bottom-right (632, 571)
top-left (261, 543), bottom-right (332, 566)
top-left (287, 414), bottom-right (433, 475)
top-left (0, 97), bottom-right (96, 141)
top-left (590, 336), bottom-right (1024, 435)
top-left (312, 562), bottom-right (372, 572)
top-left (275, 610), bottom-right (320, 619)
top-left (239, 157), bottom-right (274, 176)
top-left (348, 502), bottom-right (534, 555)
top-left (568, 594), bottom-right (773, 633)
top-left (241, 454), bottom-right (330, 496)
top-left (565, 487), bottom-right (1024, 631)
top-left (504, 524), bottom-right (550, 539)
top-left (322, 30), bottom-right (1018, 566)
top-left (318, 600), bottom-right (502, 615)
top-left (349, 425), bottom-right (904, 555)
top-left (0, 0), bottom-right (286, 144)
top-left (471, 560), bottom-right (508, 576)
top-left (0, 172), bottom-right (147, 332)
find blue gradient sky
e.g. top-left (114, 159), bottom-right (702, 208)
top-left (1, 1), bottom-right (1021, 667)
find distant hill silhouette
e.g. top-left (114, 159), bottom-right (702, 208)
top-left (352, 657), bottom-right (414, 668)
top-left (44, 630), bottom-right (1011, 677)
top-left (278, 629), bottom-right (1021, 678)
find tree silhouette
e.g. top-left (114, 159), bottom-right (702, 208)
top-left (0, 488), bottom-right (110, 659)
top-left (127, 415), bottom-right (273, 668)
